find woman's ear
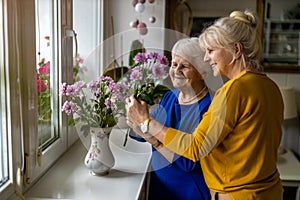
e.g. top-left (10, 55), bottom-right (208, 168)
top-left (234, 42), bottom-right (243, 59)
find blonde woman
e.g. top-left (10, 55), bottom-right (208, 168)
top-left (126, 10), bottom-right (284, 200)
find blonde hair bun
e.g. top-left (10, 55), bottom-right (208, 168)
top-left (199, 10), bottom-right (263, 71)
top-left (230, 10), bottom-right (257, 28)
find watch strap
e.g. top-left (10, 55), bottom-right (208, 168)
top-left (142, 118), bottom-right (151, 126)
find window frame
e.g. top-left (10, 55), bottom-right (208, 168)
top-left (22, 0), bottom-right (70, 188)
top-left (23, 0), bottom-right (104, 191)
top-left (0, 0), bottom-right (23, 199)
top-left (0, 0), bottom-right (104, 198)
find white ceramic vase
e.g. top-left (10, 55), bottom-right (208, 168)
top-left (84, 127), bottom-right (115, 176)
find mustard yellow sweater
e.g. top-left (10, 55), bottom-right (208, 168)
top-left (164, 71), bottom-right (284, 200)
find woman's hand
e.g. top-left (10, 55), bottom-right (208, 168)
top-left (145, 136), bottom-right (162, 149)
top-left (126, 95), bottom-right (150, 128)
top-left (126, 94), bottom-right (168, 144)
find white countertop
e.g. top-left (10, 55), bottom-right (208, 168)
top-left (25, 129), bottom-right (300, 199)
top-left (25, 129), bottom-right (152, 200)
top-left (277, 149), bottom-right (300, 186)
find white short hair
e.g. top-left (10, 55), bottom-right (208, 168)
top-left (171, 37), bottom-right (210, 76)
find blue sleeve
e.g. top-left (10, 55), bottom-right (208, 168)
top-left (173, 154), bottom-right (200, 172)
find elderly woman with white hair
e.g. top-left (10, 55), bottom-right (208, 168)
top-left (130, 37), bottom-right (212, 200)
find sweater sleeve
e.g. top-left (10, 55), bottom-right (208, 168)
top-left (164, 84), bottom-right (239, 162)
top-left (172, 97), bottom-right (211, 171)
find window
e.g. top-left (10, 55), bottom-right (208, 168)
top-left (0, 0), bottom-right (9, 190)
top-left (25, 0), bottom-right (73, 184)
top-left (0, 0), bottom-right (22, 199)
top-left (0, 0), bottom-right (104, 198)
top-left (24, 0), bottom-right (104, 188)
top-left (36, 0), bottom-right (59, 149)
top-left (0, 68), bottom-right (9, 192)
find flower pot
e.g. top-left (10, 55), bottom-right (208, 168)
top-left (84, 127), bottom-right (115, 176)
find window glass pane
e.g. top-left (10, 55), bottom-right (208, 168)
top-left (0, 79), bottom-right (9, 188)
top-left (36, 0), bottom-right (58, 148)
top-left (0, 1), bottom-right (9, 187)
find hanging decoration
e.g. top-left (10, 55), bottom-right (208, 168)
top-left (149, 16), bottom-right (156, 23)
top-left (129, 0), bottom-right (157, 35)
top-left (135, 2), bottom-right (145, 13)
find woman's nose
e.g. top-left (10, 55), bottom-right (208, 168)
top-left (174, 65), bottom-right (179, 70)
top-left (204, 52), bottom-right (210, 62)
top-left (174, 66), bottom-right (182, 73)
top-left (171, 65), bottom-right (179, 72)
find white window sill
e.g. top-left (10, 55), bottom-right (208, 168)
top-left (25, 129), bottom-right (152, 200)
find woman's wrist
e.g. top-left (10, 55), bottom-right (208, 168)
top-left (147, 118), bottom-right (168, 143)
top-left (146, 136), bottom-right (162, 149)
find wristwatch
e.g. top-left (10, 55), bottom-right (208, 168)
top-left (140, 118), bottom-right (151, 133)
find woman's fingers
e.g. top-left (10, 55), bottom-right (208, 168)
top-left (126, 95), bottom-right (150, 126)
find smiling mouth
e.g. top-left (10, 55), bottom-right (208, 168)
top-left (173, 73), bottom-right (185, 79)
top-left (174, 76), bottom-right (185, 80)
top-left (210, 63), bottom-right (217, 69)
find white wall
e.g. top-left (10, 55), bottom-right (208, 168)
top-left (73, 0), bottom-right (101, 59)
top-left (106, 0), bottom-right (166, 68)
top-left (73, 0), bottom-right (102, 81)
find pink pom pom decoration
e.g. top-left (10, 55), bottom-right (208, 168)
top-left (139, 27), bottom-right (148, 35)
top-left (137, 22), bottom-right (148, 35)
top-left (129, 20), bottom-right (139, 28)
top-left (132, 0), bottom-right (138, 7)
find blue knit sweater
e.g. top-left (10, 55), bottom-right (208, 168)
top-left (132, 89), bottom-right (211, 200)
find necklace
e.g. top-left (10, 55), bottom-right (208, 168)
top-left (179, 86), bottom-right (207, 104)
